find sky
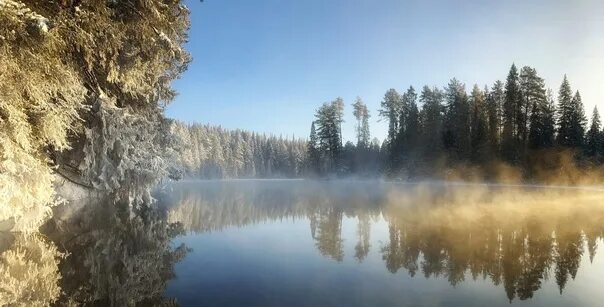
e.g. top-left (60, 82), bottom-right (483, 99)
top-left (167, 0), bottom-right (604, 143)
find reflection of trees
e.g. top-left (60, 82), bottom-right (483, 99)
top-left (354, 213), bottom-right (371, 262)
top-left (0, 233), bottom-right (62, 306)
top-left (164, 181), bottom-right (604, 302)
top-left (165, 181), bottom-right (383, 232)
top-left (42, 198), bottom-right (188, 306)
top-left (381, 191), bottom-right (604, 302)
top-left (313, 208), bottom-right (344, 262)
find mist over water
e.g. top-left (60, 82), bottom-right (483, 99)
top-left (2, 179), bottom-right (603, 306)
top-left (161, 180), bottom-right (604, 306)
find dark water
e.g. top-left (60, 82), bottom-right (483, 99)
top-left (2, 180), bottom-right (604, 306)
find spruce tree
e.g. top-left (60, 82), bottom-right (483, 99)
top-left (487, 81), bottom-right (504, 155)
top-left (585, 107), bottom-right (602, 157)
top-left (502, 64), bottom-right (522, 162)
top-left (307, 122), bottom-right (321, 174)
top-left (402, 86), bottom-right (420, 151)
top-left (556, 75), bottom-right (575, 147)
top-left (315, 99), bottom-right (345, 174)
top-left (470, 85), bottom-right (489, 162)
top-left (379, 89), bottom-right (403, 171)
top-left (419, 86), bottom-right (445, 159)
top-left (444, 79), bottom-right (471, 161)
top-left (569, 91), bottom-right (587, 147)
top-left (521, 67), bottom-right (549, 149)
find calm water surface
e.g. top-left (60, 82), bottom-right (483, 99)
top-left (3, 180), bottom-right (604, 306)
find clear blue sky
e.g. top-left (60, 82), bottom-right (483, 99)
top-left (167, 0), bottom-right (604, 143)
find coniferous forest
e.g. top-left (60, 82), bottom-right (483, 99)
top-left (306, 64), bottom-right (604, 182)
top-left (171, 123), bottom-right (307, 179)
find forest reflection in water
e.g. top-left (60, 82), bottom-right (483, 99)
top-left (164, 180), bottom-right (604, 305)
top-left (2, 180), bottom-right (604, 306)
top-left (0, 198), bottom-right (188, 306)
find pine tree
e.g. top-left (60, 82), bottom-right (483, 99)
top-left (315, 99), bottom-right (345, 174)
top-left (379, 89), bottom-right (404, 170)
top-left (402, 86), bottom-right (420, 153)
top-left (307, 122), bottom-right (321, 174)
top-left (487, 81), bottom-right (504, 155)
top-left (443, 78), bottom-right (471, 161)
top-left (585, 107), bottom-right (602, 157)
top-left (520, 67), bottom-right (549, 150)
top-left (352, 97), bottom-right (371, 148)
top-left (543, 90), bottom-right (557, 148)
top-left (419, 86), bottom-right (445, 159)
top-left (380, 89), bottom-right (403, 147)
top-left (519, 67), bottom-right (545, 151)
top-left (502, 64), bottom-right (522, 162)
top-left (470, 85), bottom-right (489, 162)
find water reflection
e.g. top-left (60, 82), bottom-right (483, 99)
top-left (0, 197), bottom-right (188, 306)
top-left (47, 199), bottom-right (188, 306)
top-left (0, 233), bottom-right (62, 306)
top-left (165, 180), bottom-right (604, 303)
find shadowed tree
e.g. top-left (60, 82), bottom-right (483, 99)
top-left (443, 79), bottom-right (471, 161)
top-left (502, 64), bottom-right (523, 163)
top-left (585, 107), bottom-right (602, 158)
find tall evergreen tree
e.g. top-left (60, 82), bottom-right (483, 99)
top-left (502, 64), bottom-right (522, 162)
top-left (470, 85), bottom-right (489, 162)
top-left (585, 107), bottom-right (602, 157)
top-left (380, 89), bottom-right (404, 170)
top-left (570, 91), bottom-right (587, 147)
top-left (520, 67), bottom-right (549, 150)
top-left (380, 89), bottom-right (404, 147)
top-left (315, 99), bottom-right (345, 173)
top-left (419, 86), bottom-right (445, 159)
top-left (487, 81), bottom-right (504, 155)
top-left (443, 79), bottom-right (471, 161)
top-left (401, 86), bottom-right (420, 152)
top-left (352, 97), bottom-right (371, 148)
top-left (556, 75), bottom-right (575, 147)
top-left (307, 122), bottom-right (321, 174)
top-left (557, 76), bottom-right (586, 148)
top-left (519, 67), bottom-right (545, 150)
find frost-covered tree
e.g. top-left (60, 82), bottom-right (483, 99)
top-left (0, 233), bottom-right (62, 306)
top-left (0, 0), bottom-right (190, 230)
top-left (172, 123), bottom-right (307, 178)
top-left (44, 197), bottom-right (187, 306)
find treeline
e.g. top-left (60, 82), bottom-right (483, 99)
top-left (308, 64), bottom-right (604, 179)
top-left (171, 123), bottom-right (307, 178)
top-left (308, 98), bottom-right (383, 176)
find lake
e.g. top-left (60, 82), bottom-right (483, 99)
top-left (3, 180), bottom-right (604, 306)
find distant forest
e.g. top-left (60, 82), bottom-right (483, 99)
top-left (307, 64), bottom-right (604, 180)
top-left (171, 123), bottom-right (307, 178)
top-left (171, 64), bottom-right (603, 181)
